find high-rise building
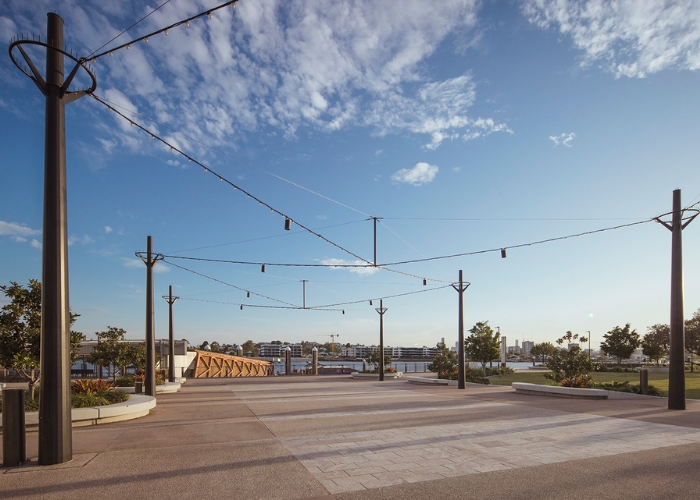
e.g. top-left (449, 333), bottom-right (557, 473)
top-left (522, 341), bottom-right (534, 354)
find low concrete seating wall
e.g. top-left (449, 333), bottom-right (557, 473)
top-left (512, 382), bottom-right (662, 400)
top-left (0, 395), bottom-right (156, 430)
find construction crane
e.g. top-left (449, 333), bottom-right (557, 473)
top-left (318, 333), bottom-right (340, 356)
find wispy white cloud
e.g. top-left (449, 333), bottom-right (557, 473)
top-left (0, 220), bottom-right (40, 238)
top-left (122, 257), bottom-right (169, 273)
top-left (392, 162), bottom-right (439, 186)
top-left (104, 226), bottom-right (113, 234)
top-left (31, 239), bottom-right (40, 249)
top-left (68, 235), bottom-right (95, 246)
top-left (523, 0), bottom-right (700, 78)
top-left (549, 132), bottom-right (576, 147)
top-left (4, 1), bottom-right (510, 153)
top-left (320, 258), bottom-right (378, 275)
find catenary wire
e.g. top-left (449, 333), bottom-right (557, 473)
top-left (89, 95), bottom-right (371, 217)
top-left (88, 0), bottom-right (238, 61)
top-left (87, 0), bottom-right (172, 58)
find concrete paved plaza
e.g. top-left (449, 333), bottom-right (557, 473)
top-left (2, 376), bottom-right (700, 499)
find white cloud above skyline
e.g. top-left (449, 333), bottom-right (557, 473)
top-left (0, 0), bottom-right (506, 153)
top-left (524, 0), bottom-right (700, 78)
top-left (392, 162), bottom-right (439, 186)
top-left (0, 220), bottom-right (40, 238)
top-left (549, 132), bottom-right (576, 147)
top-left (122, 257), bottom-right (169, 273)
top-left (320, 258), bottom-right (378, 275)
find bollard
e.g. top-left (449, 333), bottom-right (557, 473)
top-left (312, 347), bottom-right (318, 376)
top-left (2, 389), bottom-right (27, 466)
top-left (285, 347), bottom-right (291, 375)
top-left (640, 368), bottom-right (649, 395)
top-left (135, 379), bottom-right (143, 394)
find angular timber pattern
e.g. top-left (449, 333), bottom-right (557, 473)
top-left (192, 350), bottom-right (273, 378)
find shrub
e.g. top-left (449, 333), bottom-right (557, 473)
top-left (102, 389), bottom-right (129, 404)
top-left (72, 392), bottom-right (109, 408)
top-left (114, 375), bottom-right (135, 387)
top-left (561, 375), bottom-right (594, 388)
top-left (594, 364), bottom-right (608, 372)
top-left (72, 379), bottom-right (114, 394)
top-left (485, 367), bottom-right (514, 376)
top-left (465, 368), bottom-right (490, 384)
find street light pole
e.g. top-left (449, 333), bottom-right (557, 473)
top-left (9, 13), bottom-right (96, 466)
top-left (375, 300), bottom-right (388, 381)
top-left (162, 285), bottom-right (179, 383)
top-left (655, 189), bottom-right (699, 410)
top-left (452, 270), bottom-right (470, 390)
top-left (137, 236), bottom-right (163, 396)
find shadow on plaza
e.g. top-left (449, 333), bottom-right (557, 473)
top-left (0, 453), bottom-right (300, 498)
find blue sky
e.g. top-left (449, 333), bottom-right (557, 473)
top-left (1, 0), bottom-right (699, 350)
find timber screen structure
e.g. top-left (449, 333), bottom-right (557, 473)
top-left (192, 350), bottom-right (273, 378)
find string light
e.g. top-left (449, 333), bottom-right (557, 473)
top-left (126, 44), bottom-right (130, 50)
top-left (164, 260), bottom-right (298, 307)
top-left (501, 248), bottom-right (507, 258)
top-left (185, 20), bottom-right (190, 27)
top-left (108, 51), bottom-right (113, 56)
top-left (144, 37), bottom-right (149, 43)
top-left (164, 29), bottom-right (169, 36)
top-left (207, 12), bottom-right (213, 19)
top-left (246, 291), bottom-right (250, 298)
top-left (285, 218), bottom-right (291, 231)
top-left (261, 264), bottom-right (266, 273)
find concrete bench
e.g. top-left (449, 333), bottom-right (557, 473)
top-left (512, 382), bottom-right (609, 399)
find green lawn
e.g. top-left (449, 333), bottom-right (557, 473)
top-left (489, 371), bottom-right (700, 400)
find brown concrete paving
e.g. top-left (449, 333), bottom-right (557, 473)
top-left (2, 376), bottom-right (700, 499)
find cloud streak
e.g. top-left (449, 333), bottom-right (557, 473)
top-left (320, 258), bottom-right (378, 275)
top-left (1, 1), bottom-right (511, 153)
top-left (549, 132), bottom-right (576, 147)
top-left (524, 0), bottom-right (700, 78)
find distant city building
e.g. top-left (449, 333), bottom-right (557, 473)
top-left (522, 341), bottom-right (534, 354)
top-left (259, 344), bottom-right (302, 357)
top-left (341, 345), bottom-right (439, 359)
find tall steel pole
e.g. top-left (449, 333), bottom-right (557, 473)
top-left (138, 236), bottom-right (163, 396)
top-left (373, 217), bottom-right (378, 266)
top-left (163, 285), bottom-right (179, 383)
top-left (9, 14), bottom-right (96, 465)
top-left (452, 271), bottom-right (470, 389)
top-left (656, 189), bottom-right (698, 410)
top-left (39, 13), bottom-right (71, 466)
top-left (375, 300), bottom-right (388, 381)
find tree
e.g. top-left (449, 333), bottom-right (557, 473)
top-left (427, 342), bottom-right (457, 380)
top-left (241, 339), bottom-right (258, 357)
top-left (642, 324), bottom-right (670, 366)
top-left (530, 342), bottom-right (556, 366)
top-left (685, 308), bottom-right (700, 371)
top-left (0, 280), bottom-right (83, 399)
top-left (545, 331), bottom-right (592, 384)
top-left (114, 342), bottom-right (145, 377)
top-left (464, 321), bottom-right (501, 371)
top-left (89, 326), bottom-right (138, 380)
top-left (368, 347), bottom-right (392, 372)
top-left (600, 324), bottom-right (640, 365)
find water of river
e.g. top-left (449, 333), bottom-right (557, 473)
top-left (271, 360), bottom-right (536, 375)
